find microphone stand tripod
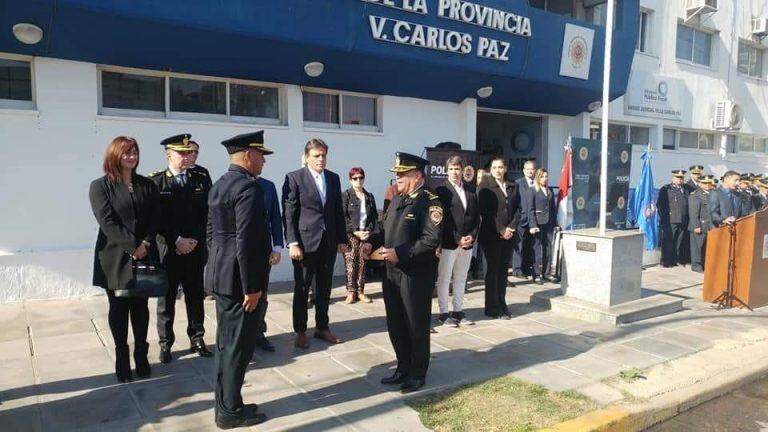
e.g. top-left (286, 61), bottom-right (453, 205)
top-left (712, 222), bottom-right (752, 310)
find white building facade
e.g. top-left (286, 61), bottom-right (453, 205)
top-left (1, 0), bottom-right (766, 300)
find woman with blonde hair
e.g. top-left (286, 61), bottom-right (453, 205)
top-left (526, 168), bottom-right (558, 284)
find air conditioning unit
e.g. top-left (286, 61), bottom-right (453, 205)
top-left (686, 0), bottom-right (717, 11)
top-left (752, 18), bottom-right (768, 37)
top-left (713, 100), bottom-right (743, 130)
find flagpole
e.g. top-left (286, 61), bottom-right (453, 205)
top-left (599, 0), bottom-right (615, 236)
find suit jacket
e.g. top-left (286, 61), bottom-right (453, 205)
top-left (257, 177), bottom-right (284, 250)
top-left (205, 165), bottom-right (270, 296)
top-left (149, 168), bottom-right (210, 258)
top-left (515, 176), bottom-right (534, 228)
top-left (709, 186), bottom-right (750, 227)
top-left (282, 167), bottom-right (346, 253)
top-left (89, 175), bottom-right (160, 291)
top-left (657, 184), bottom-right (689, 225)
top-left (436, 180), bottom-right (480, 250)
top-left (527, 187), bottom-right (557, 229)
top-left (478, 178), bottom-right (520, 242)
top-left (341, 188), bottom-right (378, 235)
top-left (688, 189), bottom-right (713, 232)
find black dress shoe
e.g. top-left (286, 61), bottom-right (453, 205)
top-left (191, 340), bottom-right (213, 357)
top-left (159, 347), bottom-right (172, 364)
top-left (256, 338), bottom-right (275, 353)
top-left (215, 412), bottom-right (268, 430)
top-left (381, 371), bottom-right (409, 385)
top-left (400, 378), bottom-right (426, 393)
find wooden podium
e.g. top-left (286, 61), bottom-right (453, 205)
top-left (703, 208), bottom-right (768, 308)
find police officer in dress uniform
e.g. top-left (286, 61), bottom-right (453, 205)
top-left (738, 173), bottom-right (756, 215)
top-left (150, 134), bottom-right (212, 363)
top-left (657, 169), bottom-right (690, 267)
top-left (361, 152), bottom-right (441, 394)
top-left (188, 140), bottom-right (213, 188)
top-left (688, 174), bottom-right (715, 273)
top-left (686, 165), bottom-right (704, 194)
top-left (206, 131), bottom-right (273, 429)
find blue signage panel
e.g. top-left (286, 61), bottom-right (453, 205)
top-left (0, 0), bottom-right (639, 115)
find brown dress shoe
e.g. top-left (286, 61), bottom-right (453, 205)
top-left (358, 292), bottom-right (372, 303)
top-left (345, 292), bottom-right (357, 304)
top-left (295, 332), bottom-right (310, 349)
top-left (314, 329), bottom-right (341, 344)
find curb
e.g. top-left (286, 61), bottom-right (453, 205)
top-left (541, 353), bottom-right (768, 431)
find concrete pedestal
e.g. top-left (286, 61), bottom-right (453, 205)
top-left (533, 228), bottom-right (682, 325)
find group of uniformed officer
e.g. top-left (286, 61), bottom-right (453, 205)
top-left (658, 164), bottom-right (768, 273)
top-left (156, 128), bottom-right (439, 427)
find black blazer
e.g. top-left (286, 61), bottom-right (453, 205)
top-left (282, 167), bottom-right (347, 253)
top-left (89, 175), bottom-right (160, 291)
top-left (515, 177), bottom-right (534, 228)
top-left (205, 165), bottom-right (270, 296)
top-left (478, 178), bottom-right (520, 242)
top-left (341, 188), bottom-right (378, 235)
top-left (527, 187), bottom-right (557, 229)
top-left (436, 180), bottom-right (480, 250)
top-left (709, 187), bottom-right (750, 227)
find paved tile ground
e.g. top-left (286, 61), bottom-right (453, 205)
top-left (1, 265), bottom-right (767, 431)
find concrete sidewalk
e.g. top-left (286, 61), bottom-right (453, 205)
top-left (1, 265), bottom-right (767, 431)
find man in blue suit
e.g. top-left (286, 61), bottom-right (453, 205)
top-left (512, 159), bottom-right (536, 278)
top-left (254, 175), bottom-right (284, 353)
top-left (710, 170), bottom-right (750, 227)
top-left (282, 138), bottom-right (347, 349)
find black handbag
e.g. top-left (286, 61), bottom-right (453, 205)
top-left (114, 244), bottom-right (169, 298)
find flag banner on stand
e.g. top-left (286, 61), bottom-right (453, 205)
top-left (557, 139), bottom-right (573, 230)
top-left (631, 151), bottom-right (659, 250)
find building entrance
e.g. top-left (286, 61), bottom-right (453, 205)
top-left (476, 111), bottom-right (544, 181)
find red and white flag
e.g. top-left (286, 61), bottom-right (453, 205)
top-left (556, 138), bottom-right (573, 229)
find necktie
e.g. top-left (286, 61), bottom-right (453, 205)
top-left (175, 173), bottom-right (186, 187)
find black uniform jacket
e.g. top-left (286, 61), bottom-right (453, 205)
top-left (341, 187), bottom-right (378, 235)
top-left (189, 164), bottom-right (212, 188)
top-left (282, 167), bottom-right (347, 253)
top-left (435, 180), bottom-right (479, 250)
top-left (754, 193), bottom-right (768, 213)
top-left (149, 168), bottom-right (210, 257)
top-left (526, 187), bottom-right (557, 229)
top-left (369, 186), bottom-right (441, 276)
top-left (657, 184), bottom-right (689, 225)
top-left (478, 178), bottom-right (520, 241)
top-left (89, 175), bottom-right (160, 291)
top-left (205, 165), bottom-right (270, 296)
top-left (688, 189), bottom-right (713, 232)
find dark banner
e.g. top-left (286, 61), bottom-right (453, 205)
top-left (425, 147), bottom-right (481, 190)
top-left (570, 138), bottom-right (632, 230)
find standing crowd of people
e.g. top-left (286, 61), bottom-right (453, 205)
top-left (657, 166), bottom-right (768, 273)
top-left (88, 131), bottom-right (763, 428)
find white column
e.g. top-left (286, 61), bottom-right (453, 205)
top-left (458, 97), bottom-right (477, 149)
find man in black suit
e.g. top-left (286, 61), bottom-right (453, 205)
top-left (511, 159), bottom-right (535, 278)
top-left (479, 158), bottom-right (520, 319)
top-left (435, 155), bottom-right (480, 327)
top-left (710, 170), bottom-right (749, 227)
top-left (149, 134), bottom-right (211, 363)
top-left (282, 138), bottom-right (347, 349)
top-left (688, 175), bottom-right (715, 273)
top-left (657, 169), bottom-right (689, 267)
top-left (206, 131), bottom-right (272, 429)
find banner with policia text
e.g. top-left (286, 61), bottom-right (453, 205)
top-left (570, 138), bottom-right (632, 230)
top-left (424, 147), bottom-right (481, 190)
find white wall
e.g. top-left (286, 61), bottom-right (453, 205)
top-left (595, 0), bottom-right (768, 187)
top-left (0, 57), bottom-right (476, 301)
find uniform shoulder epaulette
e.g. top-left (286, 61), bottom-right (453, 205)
top-left (148, 169), bottom-right (164, 178)
top-left (426, 190), bottom-right (439, 200)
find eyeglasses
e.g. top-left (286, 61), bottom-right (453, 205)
top-left (351, 177), bottom-right (364, 181)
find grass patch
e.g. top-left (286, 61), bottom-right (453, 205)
top-left (618, 368), bottom-right (645, 383)
top-left (407, 376), bottom-right (597, 432)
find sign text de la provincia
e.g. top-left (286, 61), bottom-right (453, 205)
top-left (363, 0), bottom-right (533, 62)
